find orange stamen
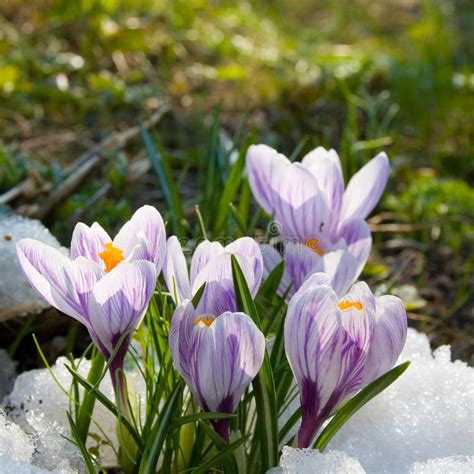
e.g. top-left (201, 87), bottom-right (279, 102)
top-left (194, 316), bottom-right (216, 327)
top-left (305, 238), bottom-right (325, 256)
top-left (98, 242), bottom-right (125, 272)
top-left (338, 301), bottom-right (364, 311)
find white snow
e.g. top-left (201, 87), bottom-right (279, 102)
top-left (1, 329), bottom-right (473, 473)
top-left (3, 355), bottom-right (146, 472)
top-left (275, 447), bottom-right (365, 473)
top-left (275, 328), bottom-right (474, 473)
top-left (0, 214), bottom-right (65, 321)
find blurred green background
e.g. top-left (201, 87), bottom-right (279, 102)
top-left (0, 0), bottom-right (473, 360)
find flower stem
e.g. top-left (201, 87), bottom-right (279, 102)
top-left (297, 414), bottom-right (322, 448)
top-left (212, 419), bottom-right (230, 443)
top-left (109, 346), bottom-right (138, 473)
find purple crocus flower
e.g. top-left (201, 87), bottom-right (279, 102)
top-left (16, 205), bottom-right (164, 393)
top-left (284, 272), bottom-right (407, 448)
top-left (169, 300), bottom-right (265, 441)
top-left (163, 236), bottom-right (263, 314)
top-left (247, 144), bottom-right (390, 297)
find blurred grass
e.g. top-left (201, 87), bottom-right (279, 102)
top-left (0, 0), bottom-right (473, 358)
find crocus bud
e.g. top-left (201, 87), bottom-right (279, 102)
top-left (169, 300), bottom-right (265, 441)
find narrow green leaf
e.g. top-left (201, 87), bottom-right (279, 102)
top-left (212, 147), bottom-right (246, 237)
top-left (258, 261), bottom-right (284, 300)
top-left (76, 349), bottom-right (104, 444)
top-left (66, 412), bottom-right (96, 474)
top-left (191, 282), bottom-right (206, 309)
top-left (141, 126), bottom-right (184, 234)
top-left (230, 255), bottom-right (279, 471)
top-left (63, 364), bottom-right (142, 448)
top-left (192, 430), bottom-right (248, 474)
top-left (229, 202), bottom-right (249, 236)
top-left (170, 411), bottom-right (235, 429)
top-left (314, 361), bottom-right (411, 451)
top-left (278, 406), bottom-right (301, 445)
top-left (138, 384), bottom-right (182, 474)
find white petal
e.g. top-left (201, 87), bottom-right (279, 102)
top-left (341, 152), bottom-right (389, 222)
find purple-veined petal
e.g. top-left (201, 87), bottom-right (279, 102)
top-left (301, 147), bottom-right (345, 234)
top-left (283, 242), bottom-right (321, 298)
top-left (312, 249), bottom-right (360, 298)
top-left (189, 312), bottom-right (265, 413)
top-left (338, 282), bottom-right (376, 355)
top-left (192, 253), bottom-right (255, 314)
top-left (16, 239), bottom-right (84, 322)
top-left (285, 282), bottom-right (341, 388)
top-left (271, 162), bottom-right (329, 241)
top-left (169, 300), bottom-right (200, 383)
top-left (294, 272), bottom-right (332, 296)
top-left (70, 222), bottom-right (111, 265)
top-left (225, 237), bottom-right (263, 294)
top-left (362, 295), bottom-right (407, 385)
top-left (113, 205), bottom-right (166, 272)
top-left (190, 240), bottom-right (224, 286)
top-left (71, 257), bottom-right (104, 316)
top-left (338, 218), bottom-right (372, 277)
top-left (163, 236), bottom-right (192, 304)
top-left (341, 152), bottom-right (389, 222)
top-left (87, 261), bottom-right (156, 356)
top-left (285, 279), bottom-right (369, 447)
top-left (246, 144), bottom-right (290, 215)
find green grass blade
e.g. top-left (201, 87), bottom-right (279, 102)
top-left (257, 261), bottom-right (284, 300)
top-left (170, 411), bottom-right (235, 429)
top-left (66, 412), bottom-right (96, 474)
top-left (141, 126), bottom-right (185, 234)
top-left (192, 426), bottom-right (249, 474)
top-left (63, 364), bottom-right (143, 448)
top-left (191, 282), bottom-right (206, 308)
top-left (212, 146), bottom-right (246, 237)
top-left (314, 361), bottom-right (411, 452)
top-left (76, 349), bottom-right (104, 444)
top-left (138, 384), bottom-right (182, 474)
top-left (230, 255), bottom-right (279, 471)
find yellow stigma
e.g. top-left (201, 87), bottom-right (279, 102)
top-left (98, 242), bottom-right (124, 272)
top-left (338, 301), bottom-right (364, 311)
top-left (194, 316), bottom-right (216, 327)
top-left (305, 238), bottom-right (325, 256)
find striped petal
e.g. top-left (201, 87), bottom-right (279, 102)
top-left (87, 261), bottom-right (156, 356)
top-left (362, 295), bottom-right (407, 385)
top-left (341, 152), bottom-right (389, 222)
top-left (71, 257), bottom-right (104, 316)
top-left (246, 144), bottom-right (290, 215)
top-left (338, 281), bottom-right (376, 355)
top-left (169, 300), bottom-right (200, 383)
top-left (301, 147), bottom-right (344, 234)
top-left (312, 250), bottom-right (360, 298)
top-left (188, 312), bottom-right (265, 413)
top-left (283, 242), bottom-right (321, 297)
top-left (70, 222), bottom-right (111, 265)
top-left (285, 278), bottom-right (371, 447)
top-left (113, 205), bottom-right (166, 272)
top-left (16, 239), bottom-right (84, 322)
top-left (338, 218), bottom-right (372, 276)
top-left (192, 253), bottom-right (255, 314)
top-left (163, 236), bottom-right (192, 304)
top-left (271, 162), bottom-right (329, 241)
top-left (225, 237), bottom-right (263, 294)
top-left (190, 240), bottom-right (224, 286)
